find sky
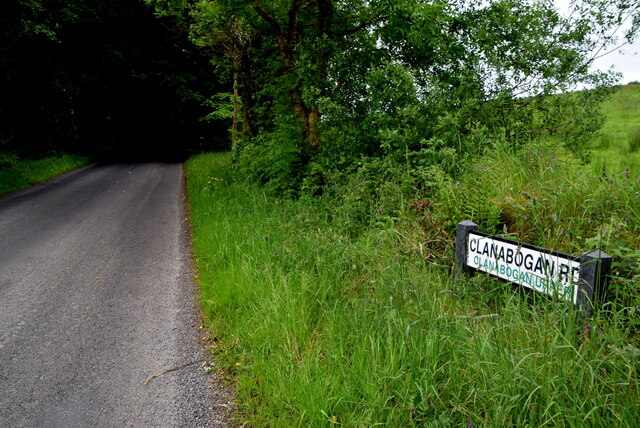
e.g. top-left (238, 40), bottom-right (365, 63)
top-left (592, 41), bottom-right (640, 84)
top-left (555, 0), bottom-right (640, 85)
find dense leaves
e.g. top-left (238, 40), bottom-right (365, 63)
top-left (147, 0), bottom-right (637, 189)
top-left (0, 0), bottom-right (226, 160)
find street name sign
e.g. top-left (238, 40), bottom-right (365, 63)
top-left (467, 232), bottom-right (580, 303)
top-left (455, 221), bottom-right (612, 311)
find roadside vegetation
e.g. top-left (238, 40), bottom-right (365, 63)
top-left (187, 84), bottom-right (640, 427)
top-left (0, 152), bottom-right (89, 196)
top-left (1, 0), bottom-right (637, 425)
top-left (173, 0), bottom-right (640, 425)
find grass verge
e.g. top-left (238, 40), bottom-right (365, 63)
top-left (0, 153), bottom-right (90, 195)
top-left (187, 152), bottom-right (640, 427)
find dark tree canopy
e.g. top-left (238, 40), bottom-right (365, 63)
top-left (0, 0), bottom-right (227, 161)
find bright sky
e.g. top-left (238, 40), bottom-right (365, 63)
top-left (555, 0), bottom-right (640, 84)
top-left (592, 41), bottom-right (640, 84)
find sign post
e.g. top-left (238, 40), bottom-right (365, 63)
top-left (455, 221), bottom-right (611, 312)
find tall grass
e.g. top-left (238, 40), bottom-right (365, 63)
top-left (0, 153), bottom-right (89, 195)
top-left (436, 140), bottom-right (639, 268)
top-left (188, 152), bottom-right (640, 427)
top-left (591, 83), bottom-right (640, 174)
top-left (628, 127), bottom-right (640, 153)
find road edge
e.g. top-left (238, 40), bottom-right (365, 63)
top-left (178, 162), bottom-right (236, 427)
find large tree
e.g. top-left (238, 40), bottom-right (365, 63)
top-left (150, 0), bottom-right (385, 147)
top-left (148, 0), bottom-right (639, 184)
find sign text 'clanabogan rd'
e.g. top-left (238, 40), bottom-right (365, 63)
top-left (455, 221), bottom-right (612, 311)
top-left (467, 232), bottom-right (580, 303)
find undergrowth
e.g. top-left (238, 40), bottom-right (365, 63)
top-left (187, 149), bottom-right (640, 427)
top-left (0, 152), bottom-right (89, 195)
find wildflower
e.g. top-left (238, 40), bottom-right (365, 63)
top-left (584, 324), bottom-right (591, 334)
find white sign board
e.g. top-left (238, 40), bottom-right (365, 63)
top-left (467, 233), bottom-right (581, 303)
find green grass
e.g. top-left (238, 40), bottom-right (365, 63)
top-left (0, 153), bottom-right (90, 195)
top-left (591, 82), bottom-right (640, 174)
top-left (187, 152), bottom-right (640, 427)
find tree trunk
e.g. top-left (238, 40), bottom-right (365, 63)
top-left (231, 70), bottom-right (239, 147)
top-left (306, 107), bottom-right (319, 147)
top-left (253, 0), bottom-right (330, 148)
top-left (240, 46), bottom-right (254, 139)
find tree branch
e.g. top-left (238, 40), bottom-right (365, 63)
top-left (337, 13), bottom-right (385, 37)
top-left (253, 0), bottom-right (283, 38)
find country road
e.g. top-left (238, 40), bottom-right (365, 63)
top-left (0, 163), bottom-right (228, 427)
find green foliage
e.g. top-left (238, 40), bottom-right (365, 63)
top-left (0, 152), bottom-right (89, 195)
top-left (188, 152), bottom-right (640, 427)
top-left (147, 0), bottom-right (637, 186)
top-left (202, 93), bottom-right (235, 121)
top-left (236, 120), bottom-right (307, 196)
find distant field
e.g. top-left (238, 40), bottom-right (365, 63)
top-left (0, 153), bottom-right (89, 195)
top-left (591, 83), bottom-right (640, 174)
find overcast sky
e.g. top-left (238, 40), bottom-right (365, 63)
top-left (554, 0), bottom-right (639, 84)
top-left (592, 41), bottom-right (640, 84)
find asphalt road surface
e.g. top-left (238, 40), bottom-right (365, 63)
top-left (0, 163), bottom-right (229, 427)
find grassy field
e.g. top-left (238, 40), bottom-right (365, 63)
top-left (591, 82), bottom-right (640, 174)
top-left (187, 85), bottom-right (640, 426)
top-left (0, 153), bottom-right (89, 195)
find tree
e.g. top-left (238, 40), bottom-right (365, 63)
top-left (149, 0), bottom-right (385, 148)
top-left (0, 0), bottom-right (225, 159)
top-left (147, 0), bottom-right (639, 187)
top-left (190, 1), bottom-right (256, 146)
